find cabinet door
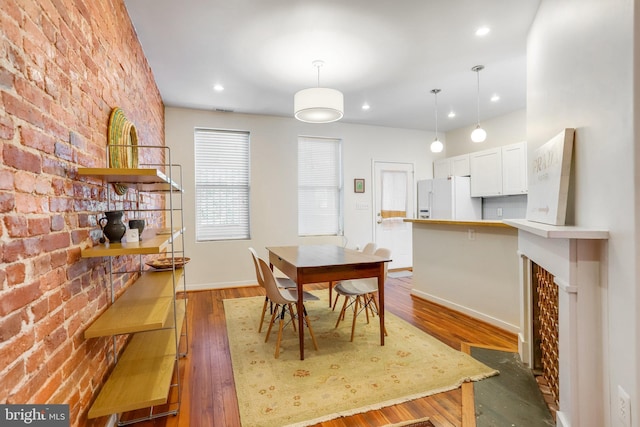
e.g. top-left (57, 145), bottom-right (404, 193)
top-left (433, 158), bottom-right (451, 179)
top-left (470, 148), bottom-right (502, 197)
top-left (501, 142), bottom-right (528, 195)
top-left (450, 154), bottom-right (470, 176)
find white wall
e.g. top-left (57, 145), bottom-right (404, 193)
top-left (411, 223), bottom-right (519, 332)
top-left (528, 1), bottom-right (637, 425)
top-left (165, 107), bottom-right (434, 289)
top-left (444, 109), bottom-right (527, 157)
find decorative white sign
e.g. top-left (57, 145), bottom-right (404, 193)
top-left (526, 128), bottom-right (575, 225)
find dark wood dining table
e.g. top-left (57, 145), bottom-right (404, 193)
top-left (266, 244), bottom-right (392, 360)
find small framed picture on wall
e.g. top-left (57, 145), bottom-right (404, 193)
top-left (354, 178), bottom-right (365, 193)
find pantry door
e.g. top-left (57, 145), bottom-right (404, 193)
top-left (373, 161), bottom-right (414, 269)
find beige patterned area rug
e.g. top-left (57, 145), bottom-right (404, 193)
top-left (223, 291), bottom-right (497, 427)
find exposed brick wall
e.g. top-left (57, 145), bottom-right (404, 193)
top-left (0, 0), bottom-right (165, 425)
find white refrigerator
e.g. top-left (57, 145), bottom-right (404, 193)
top-left (417, 176), bottom-right (482, 220)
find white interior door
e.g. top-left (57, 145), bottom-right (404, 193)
top-left (373, 161), bottom-right (414, 269)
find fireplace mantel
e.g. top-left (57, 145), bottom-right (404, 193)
top-left (504, 219), bottom-right (609, 427)
top-left (504, 219), bottom-right (609, 240)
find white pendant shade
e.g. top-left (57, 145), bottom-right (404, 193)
top-left (430, 138), bottom-right (444, 153)
top-left (294, 87), bottom-right (344, 123)
top-left (471, 125), bottom-right (487, 143)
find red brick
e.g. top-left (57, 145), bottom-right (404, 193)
top-left (44, 325), bottom-right (67, 353)
top-left (22, 236), bottom-right (43, 257)
top-left (7, 364), bottom-right (49, 404)
top-left (28, 216), bottom-right (50, 235)
top-left (51, 250), bottom-right (66, 268)
top-left (0, 309), bottom-right (25, 342)
top-left (1, 279), bottom-right (41, 317)
top-left (39, 267), bottom-right (65, 292)
top-left (0, 0), bottom-right (21, 23)
top-left (14, 170), bottom-right (37, 193)
top-left (51, 214), bottom-right (65, 231)
top-left (2, 92), bottom-right (45, 129)
top-left (50, 177), bottom-right (65, 196)
top-left (2, 240), bottom-right (24, 263)
top-left (15, 192), bottom-right (46, 214)
top-left (41, 156), bottom-right (66, 177)
top-left (0, 168), bottom-right (15, 190)
top-left (0, 191), bottom-right (16, 212)
top-left (0, 9), bottom-right (22, 49)
top-left (0, 65), bottom-right (14, 90)
top-left (54, 141), bottom-right (74, 161)
top-left (35, 175), bottom-right (52, 195)
top-left (0, 359), bottom-right (25, 403)
top-left (20, 125), bottom-right (55, 154)
top-left (4, 214), bottom-right (28, 237)
top-left (30, 297), bottom-right (49, 322)
top-left (3, 142), bottom-right (42, 173)
top-left (0, 327), bottom-right (34, 368)
top-left (35, 308), bottom-right (64, 341)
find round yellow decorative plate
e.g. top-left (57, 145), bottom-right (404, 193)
top-left (108, 107), bottom-right (138, 195)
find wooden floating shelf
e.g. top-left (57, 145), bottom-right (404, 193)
top-left (84, 269), bottom-right (184, 338)
top-left (81, 229), bottom-right (183, 258)
top-left (77, 167), bottom-right (183, 192)
top-left (87, 304), bottom-right (186, 419)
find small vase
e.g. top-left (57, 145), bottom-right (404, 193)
top-left (99, 211), bottom-right (126, 243)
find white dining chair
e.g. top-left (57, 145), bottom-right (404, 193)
top-left (328, 242), bottom-right (376, 307)
top-left (333, 247), bottom-right (390, 342)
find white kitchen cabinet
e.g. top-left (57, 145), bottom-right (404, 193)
top-left (433, 154), bottom-right (470, 178)
top-left (470, 147), bottom-right (503, 197)
top-left (451, 154), bottom-right (470, 176)
top-left (433, 158), bottom-right (451, 179)
top-left (501, 142), bottom-right (528, 195)
top-left (470, 142), bottom-right (528, 197)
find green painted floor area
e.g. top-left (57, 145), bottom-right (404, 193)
top-left (471, 347), bottom-right (555, 427)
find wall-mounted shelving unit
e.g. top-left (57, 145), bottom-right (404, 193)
top-left (80, 155), bottom-right (187, 425)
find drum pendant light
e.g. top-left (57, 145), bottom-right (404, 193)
top-left (294, 60), bottom-right (344, 123)
top-left (430, 89), bottom-right (444, 153)
top-left (471, 65), bottom-right (487, 143)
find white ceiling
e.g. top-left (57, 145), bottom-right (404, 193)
top-left (124, 0), bottom-right (540, 132)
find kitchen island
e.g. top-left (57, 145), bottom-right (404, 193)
top-left (405, 219), bottom-right (519, 333)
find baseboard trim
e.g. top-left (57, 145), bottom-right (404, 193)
top-left (410, 289), bottom-right (519, 334)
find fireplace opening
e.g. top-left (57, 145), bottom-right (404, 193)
top-left (532, 262), bottom-right (560, 416)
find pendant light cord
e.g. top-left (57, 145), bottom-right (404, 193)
top-left (472, 65), bottom-right (484, 126)
top-left (434, 91), bottom-right (439, 137)
top-left (476, 70), bottom-right (480, 126)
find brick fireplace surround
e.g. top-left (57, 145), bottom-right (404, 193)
top-left (505, 219), bottom-right (609, 427)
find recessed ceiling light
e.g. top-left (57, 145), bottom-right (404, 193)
top-left (447, 111), bottom-right (456, 118)
top-left (362, 103), bottom-right (370, 111)
top-left (213, 84), bottom-right (224, 92)
top-left (491, 94), bottom-right (500, 102)
top-left (475, 26), bottom-right (490, 37)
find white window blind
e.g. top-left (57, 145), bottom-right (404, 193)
top-left (298, 136), bottom-right (343, 236)
top-left (194, 128), bottom-right (250, 241)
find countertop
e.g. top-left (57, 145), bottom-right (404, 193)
top-left (404, 218), bottom-right (514, 228)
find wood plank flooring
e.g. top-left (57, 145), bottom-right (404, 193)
top-left (132, 275), bottom-right (517, 427)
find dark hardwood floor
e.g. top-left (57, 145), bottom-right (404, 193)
top-left (133, 275), bottom-right (517, 427)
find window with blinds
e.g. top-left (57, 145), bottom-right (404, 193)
top-left (298, 136), bottom-right (343, 236)
top-left (194, 128), bottom-right (250, 241)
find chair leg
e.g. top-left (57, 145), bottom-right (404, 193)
top-left (258, 296), bottom-right (269, 333)
top-left (350, 297), bottom-right (360, 342)
top-left (328, 281), bottom-right (335, 307)
top-left (332, 292), bottom-right (341, 311)
top-left (363, 295), bottom-right (371, 324)
top-left (335, 296), bottom-right (349, 328)
top-left (287, 303), bottom-right (297, 332)
top-left (303, 306), bottom-right (319, 351)
top-left (265, 304), bottom-right (280, 343)
top-left (275, 307), bottom-right (286, 358)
